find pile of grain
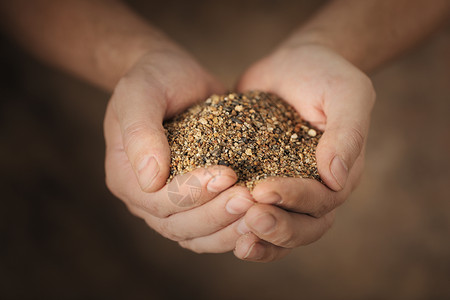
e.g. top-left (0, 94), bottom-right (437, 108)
top-left (164, 91), bottom-right (322, 189)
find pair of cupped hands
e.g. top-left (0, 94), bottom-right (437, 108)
top-left (104, 41), bottom-right (375, 262)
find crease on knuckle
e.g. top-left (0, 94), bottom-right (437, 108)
top-left (122, 121), bottom-right (150, 158)
top-left (343, 126), bottom-right (365, 162)
top-left (271, 221), bottom-right (297, 249)
top-left (281, 231), bottom-right (297, 249)
top-left (133, 197), bottom-right (167, 218)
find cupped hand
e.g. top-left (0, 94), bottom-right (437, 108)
top-left (235, 44), bottom-right (376, 262)
top-left (104, 49), bottom-right (254, 251)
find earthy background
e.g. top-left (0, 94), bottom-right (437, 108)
top-left (1, 1), bottom-right (449, 299)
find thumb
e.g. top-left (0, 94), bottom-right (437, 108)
top-left (316, 84), bottom-right (375, 192)
top-left (112, 75), bottom-right (171, 193)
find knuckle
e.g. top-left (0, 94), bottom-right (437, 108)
top-left (105, 176), bottom-right (131, 205)
top-left (204, 210), bottom-right (222, 227)
top-left (157, 219), bottom-right (183, 242)
top-left (270, 219), bottom-right (297, 248)
top-left (147, 202), bottom-right (167, 218)
top-left (178, 240), bottom-right (191, 251)
top-left (343, 126), bottom-right (365, 160)
top-left (312, 194), bottom-right (338, 218)
top-left (203, 206), bottom-right (231, 229)
top-left (323, 72), bottom-right (345, 90)
top-left (127, 205), bottom-right (145, 219)
top-left (122, 121), bottom-right (149, 155)
top-left (179, 240), bottom-right (205, 254)
top-left (278, 230), bottom-right (297, 248)
top-left (132, 197), bottom-right (168, 218)
top-left (311, 204), bottom-right (329, 219)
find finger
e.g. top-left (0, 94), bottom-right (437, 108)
top-left (252, 177), bottom-right (342, 218)
top-left (106, 140), bottom-right (237, 218)
top-left (136, 166), bottom-right (237, 218)
top-left (236, 204), bottom-right (335, 249)
top-left (250, 154), bottom-right (364, 218)
top-left (234, 232), bottom-right (291, 262)
top-left (316, 75), bottom-right (375, 191)
top-left (111, 71), bottom-right (171, 193)
top-left (142, 186), bottom-right (254, 241)
top-left (178, 219), bottom-right (242, 253)
top-left (105, 99), bottom-right (238, 217)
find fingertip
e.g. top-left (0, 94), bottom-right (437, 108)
top-left (206, 175), bottom-right (236, 193)
top-left (225, 195), bottom-right (254, 215)
top-left (234, 233), bottom-right (260, 260)
top-left (234, 230), bottom-right (289, 262)
top-left (122, 122), bottom-right (171, 193)
top-left (237, 218), bottom-right (251, 235)
top-left (317, 163), bottom-right (343, 192)
top-left (243, 242), bottom-right (266, 260)
top-left (136, 155), bottom-right (169, 193)
top-left (329, 155), bottom-right (348, 191)
top-left (316, 139), bottom-right (345, 192)
top-left (317, 119), bottom-right (366, 192)
top-left (204, 166), bottom-right (238, 193)
top-left (316, 148), bottom-right (347, 192)
top-left (251, 179), bottom-right (282, 204)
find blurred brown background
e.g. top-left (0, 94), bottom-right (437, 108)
top-left (1, 0), bottom-right (449, 299)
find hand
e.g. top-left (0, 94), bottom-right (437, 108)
top-left (104, 48), bottom-right (255, 250)
top-left (234, 44), bottom-right (376, 262)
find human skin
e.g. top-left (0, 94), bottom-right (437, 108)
top-left (0, 0), bottom-right (256, 248)
top-left (1, 0), bottom-right (449, 262)
top-left (176, 0), bottom-right (450, 261)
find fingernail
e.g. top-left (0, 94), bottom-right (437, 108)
top-left (137, 156), bottom-right (159, 190)
top-left (258, 192), bottom-right (282, 204)
top-left (250, 213), bottom-right (276, 234)
top-left (226, 196), bottom-right (254, 214)
top-left (207, 175), bottom-right (236, 193)
top-left (330, 155), bottom-right (348, 190)
top-left (244, 242), bottom-right (265, 260)
top-left (237, 218), bottom-right (251, 234)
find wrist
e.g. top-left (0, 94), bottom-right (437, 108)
top-left (96, 28), bottom-right (181, 91)
top-left (278, 28), bottom-right (369, 73)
